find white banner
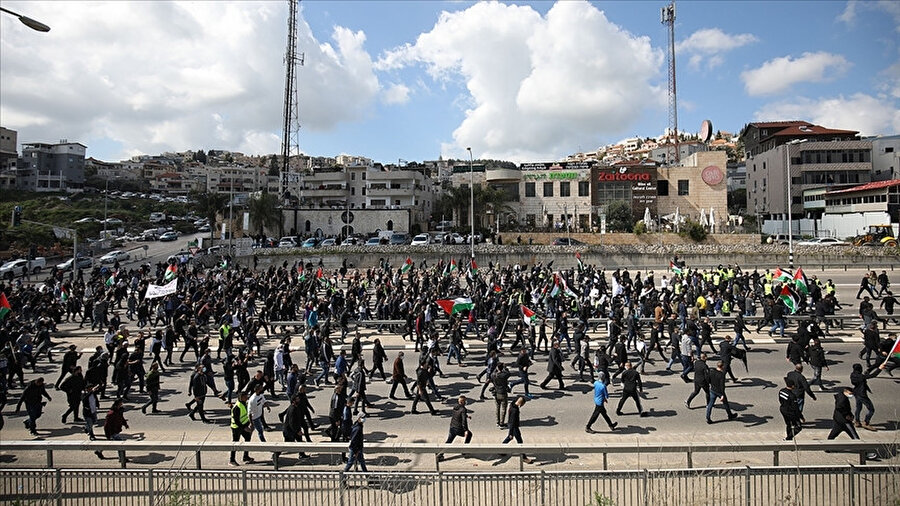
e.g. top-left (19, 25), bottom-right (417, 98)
top-left (144, 279), bottom-right (178, 299)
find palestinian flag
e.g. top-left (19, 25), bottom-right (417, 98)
top-left (549, 275), bottom-right (561, 298)
top-left (793, 267), bottom-right (809, 295)
top-left (0, 293), bottom-right (11, 320)
top-left (778, 285), bottom-right (798, 314)
top-left (60, 288), bottom-right (68, 302)
top-left (105, 272), bottom-right (116, 287)
top-left (521, 305), bottom-right (536, 325)
top-left (219, 258), bottom-right (228, 269)
top-left (561, 277), bottom-right (577, 298)
top-left (493, 284), bottom-right (502, 294)
top-left (316, 267), bottom-right (324, 280)
top-left (773, 267), bottom-right (793, 283)
top-left (888, 335), bottom-right (900, 361)
top-left (297, 265), bottom-right (306, 281)
top-left (436, 297), bottom-right (474, 315)
top-left (470, 259), bottom-right (478, 275)
top-left (448, 258), bottom-right (458, 274)
top-left (164, 264), bottom-right (178, 282)
top-left (575, 252), bottom-right (584, 269)
top-left (669, 261), bottom-right (683, 275)
top-left (401, 257), bottom-right (413, 274)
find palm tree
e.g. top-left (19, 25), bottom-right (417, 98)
top-left (476, 185), bottom-right (514, 233)
top-left (435, 186), bottom-right (470, 227)
top-left (192, 191), bottom-right (228, 242)
top-left (249, 191), bottom-right (280, 236)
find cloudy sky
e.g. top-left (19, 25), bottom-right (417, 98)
top-left (1, 0), bottom-right (898, 164)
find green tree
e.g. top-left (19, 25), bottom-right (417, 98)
top-left (605, 200), bottom-right (634, 232)
top-left (192, 191), bottom-right (228, 241)
top-left (193, 149), bottom-right (207, 164)
top-left (476, 185), bottom-right (514, 232)
top-left (435, 186), bottom-right (470, 227)
top-left (249, 191), bottom-right (280, 236)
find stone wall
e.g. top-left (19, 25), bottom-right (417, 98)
top-left (497, 233), bottom-right (759, 246)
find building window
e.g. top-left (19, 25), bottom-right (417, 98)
top-left (543, 182), bottom-right (553, 197)
top-left (362, 187), bottom-right (366, 195)
top-left (657, 180), bottom-right (669, 196)
top-left (361, 172), bottom-right (366, 180)
top-left (351, 187), bottom-right (355, 195)
top-left (578, 181), bottom-right (589, 197)
top-left (351, 173), bottom-right (355, 180)
top-left (525, 182), bottom-right (536, 197)
top-left (559, 182), bottom-right (571, 197)
top-left (677, 180), bottom-right (689, 196)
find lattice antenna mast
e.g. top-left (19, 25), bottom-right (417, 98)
top-left (661, 0), bottom-right (679, 164)
top-left (280, 0), bottom-right (305, 202)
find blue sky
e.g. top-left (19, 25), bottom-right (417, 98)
top-left (1, 1), bottom-right (897, 164)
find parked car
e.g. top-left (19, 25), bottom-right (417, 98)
top-left (1, 257), bottom-right (46, 279)
top-left (159, 231), bottom-right (179, 242)
top-left (389, 233), bottom-right (410, 245)
top-left (73, 217), bottom-right (97, 224)
top-left (769, 234), bottom-right (803, 245)
top-left (102, 218), bottom-right (124, 226)
top-left (365, 237), bottom-right (382, 247)
top-left (301, 237), bottom-right (319, 248)
top-left (551, 237), bottom-right (586, 246)
top-left (197, 224), bottom-right (211, 233)
top-left (797, 237), bottom-right (849, 246)
top-left (319, 238), bottom-right (336, 247)
top-left (278, 236), bottom-right (299, 248)
top-left (340, 236), bottom-right (361, 246)
top-left (411, 233), bottom-right (431, 246)
top-left (448, 233), bottom-right (465, 244)
top-left (99, 250), bottom-right (130, 264)
top-left (56, 257), bottom-right (93, 271)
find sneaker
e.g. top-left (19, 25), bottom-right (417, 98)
top-left (865, 452), bottom-right (878, 460)
top-left (639, 412), bottom-right (648, 418)
top-left (229, 461), bottom-right (239, 467)
top-left (585, 427), bottom-right (596, 434)
top-left (728, 413), bottom-right (738, 420)
top-left (684, 400), bottom-right (690, 409)
top-left (609, 422), bottom-right (618, 431)
top-left (862, 423), bottom-right (878, 432)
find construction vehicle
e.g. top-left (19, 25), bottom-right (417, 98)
top-left (852, 225), bottom-right (898, 247)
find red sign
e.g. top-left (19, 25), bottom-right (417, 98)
top-left (701, 165), bottom-right (724, 186)
top-left (598, 170), bottom-right (652, 182)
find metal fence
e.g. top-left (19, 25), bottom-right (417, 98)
top-left (1, 465), bottom-right (897, 506)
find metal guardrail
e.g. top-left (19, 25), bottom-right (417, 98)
top-left (0, 465), bottom-right (896, 506)
top-left (2, 440), bottom-right (894, 472)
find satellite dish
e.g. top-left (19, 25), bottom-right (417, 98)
top-left (700, 119), bottom-right (713, 143)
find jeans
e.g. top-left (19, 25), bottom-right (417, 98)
top-left (252, 417), bottom-right (266, 442)
top-left (343, 448), bottom-right (368, 472)
top-left (854, 396), bottom-right (875, 424)
top-left (84, 414), bottom-right (97, 439)
top-left (706, 390), bottom-right (733, 421)
top-left (315, 361), bottom-right (330, 384)
top-left (445, 426), bottom-right (472, 444)
top-left (770, 319), bottom-right (785, 337)
top-left (509, 370), bottom-right (530, 394)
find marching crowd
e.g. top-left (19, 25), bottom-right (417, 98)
top-left (0, 254), bottom-right (897, 468)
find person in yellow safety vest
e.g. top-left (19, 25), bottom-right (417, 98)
top-left (765, 270), bottom-right (773, 282)
top-left (727, 267), bottom-right (735, 279)
top-left (713, 273), bottom-right (721, 286)
top-left (825, 280), bottom-right (836, 296)
top-left (764, 282), bottom-right (773, 296)
top-left (229, 391), bottom-right (253, 466)
top-left (217, 322), bottom-right (232, 360)
top-left (722, 299), bottom-right (732, 316)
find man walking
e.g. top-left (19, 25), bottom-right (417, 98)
top-left (15, 377), bottom-right (52, 436)
top-left (778, 378), bottom-right (803, 441)
top-left (539, 341), bottom-right (565, 390)
top-left (786, 364), bottom-right (816, 420)
top-left (492, 362), bottom-right (511, 427)
top-left (827, 387), bottom-right (860, 440)
top-left (229, 391), bottom-right (253, 466)
top-left (615, 362), bottom-right (647, 417)
top-left (685, 353), bottom-right (710, 409)
top-left (442, 395), bottom-right (473, 460)
top-left (706, 361), bottom-right (738, 424)
top-left (850, 362), bottom-right (884, 431)
top-left (389, 352), bottom-right (412, 400)
top-left (585, 372), bottom-right (617, 433)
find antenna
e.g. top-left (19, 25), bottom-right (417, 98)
top-left (661, 0), bottom-right (679, 164)
top-left (281, 0), bottom-right (305, 204)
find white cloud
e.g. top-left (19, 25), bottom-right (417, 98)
top-left (382, 83), bottom-right (411, 105)
top-left (754, 93), bottom-right (900, 136)
top-left (378, 0), bottom-right (663, 162)
top-left (0, 1), bottom-right (383, 160)
top-left (741, 52), bottom-right (850, 96)
top-left (676, 28), bottom-right (757, 69)
top-left (837, 1), bottom-right (857, 25)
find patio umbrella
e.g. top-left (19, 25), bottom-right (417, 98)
top-left (643, 207), bottom-right (651, 230)
top-left (709, 207), bottom-right (716, 233)
top-left (700, 208), bottom-right (708, 227)
top-left (674, 207), bottom-right (681, 233)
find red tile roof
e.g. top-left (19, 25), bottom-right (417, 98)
top-left (749, 120), bottom-right (812, 129)
top-left (826, 179), bottom-right (900, 195)
top-left (770, 125), bottom-right (858, 137)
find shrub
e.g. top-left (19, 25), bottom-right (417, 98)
top-left (633, 221), bottom-right (647, 235)
top-left (679, 219), bottom-right (707, 242)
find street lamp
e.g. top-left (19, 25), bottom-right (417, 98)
top-left (785, 138), bottom-right (808, 270)
top-left (0, 7), bottom-right (50, 32)
top-left (467, 147), bottom-right (474, 259)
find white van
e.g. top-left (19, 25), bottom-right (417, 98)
top-left (149, 212), bottom-right (166, 223)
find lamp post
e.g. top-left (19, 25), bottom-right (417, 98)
top-left (785, 138), bottom-right (807, 270)
top-left (0, 6), bottom-right (50, 32)
top-left (467, 147), bottom-right (474, 259)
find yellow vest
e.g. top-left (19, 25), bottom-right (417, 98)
top-left (231, 401), bottom-right (249, 429)
top-left (764, 282), bottom-right (772, 295)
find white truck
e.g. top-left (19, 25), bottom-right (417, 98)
top-left (0, 257), bottom-right (47, 280)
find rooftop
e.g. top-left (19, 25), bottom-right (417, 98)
top-left (826, 179), bottom-right (900, 195)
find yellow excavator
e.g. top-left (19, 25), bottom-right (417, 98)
top-left (852, 225), bottom-right (898, 247)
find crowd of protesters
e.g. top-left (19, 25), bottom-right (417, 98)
top-left (0, 253), bottom-right (896, 466)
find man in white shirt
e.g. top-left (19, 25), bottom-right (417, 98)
top-left (248, 385), bottom-right (273, 442)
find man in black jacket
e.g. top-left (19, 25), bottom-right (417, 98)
top-left (343, 415), bottom-right (368, 472)
top-left (15, 377), bottom-right (52, 436)
top-left (706, 361), bottom-right (738, 424)
top-left (616, 362), bottom-right (647, 417)
top-left (492, 363), bottom-right (511, 427)
top-left (55, 345), bottom-right (82, 389)
top-left (60, 366), bottom-right (86, 424)
top-left (827, 387), bottom-right (859, 440)
top-left (445, 395), bottom-right (473, 444)
top-left (851, 362), bottom-right (884, 431)
top-left (778, 378), bottom-right (802, 441)
top-left (685, 353), bottom-right (710, 409)
top-left (275, 395), bottom-right (310, 463)
top-left (719, 336), bottom-right (739, 382)
top-left (539, 341), bottom-right (565, 390)
top-left (786, 364), bottom-right (816, 419)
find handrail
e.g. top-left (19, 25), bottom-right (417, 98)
top-left (4, 440), bottom-right (893, 471)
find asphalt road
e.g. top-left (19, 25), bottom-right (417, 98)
top-left (2, 248), bottom-right (899, 471)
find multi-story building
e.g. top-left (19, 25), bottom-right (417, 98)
top-left (743, 121), bottom-right (872, 227)
top-left (870, 135), bottom-right (900, 182)
top-left (820, 179), bottom-right (900, 238)
top-left (206, 165), bottom-right (278, 195)
top-left (16, 140), bottom-right (86, 192)
top-left (0, 127), bottom-right (18, 190)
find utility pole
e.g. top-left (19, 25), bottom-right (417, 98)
top-left (280, 0), bottom-right (305, 214)
top-left (661, 0), bottom-right (679, 164)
